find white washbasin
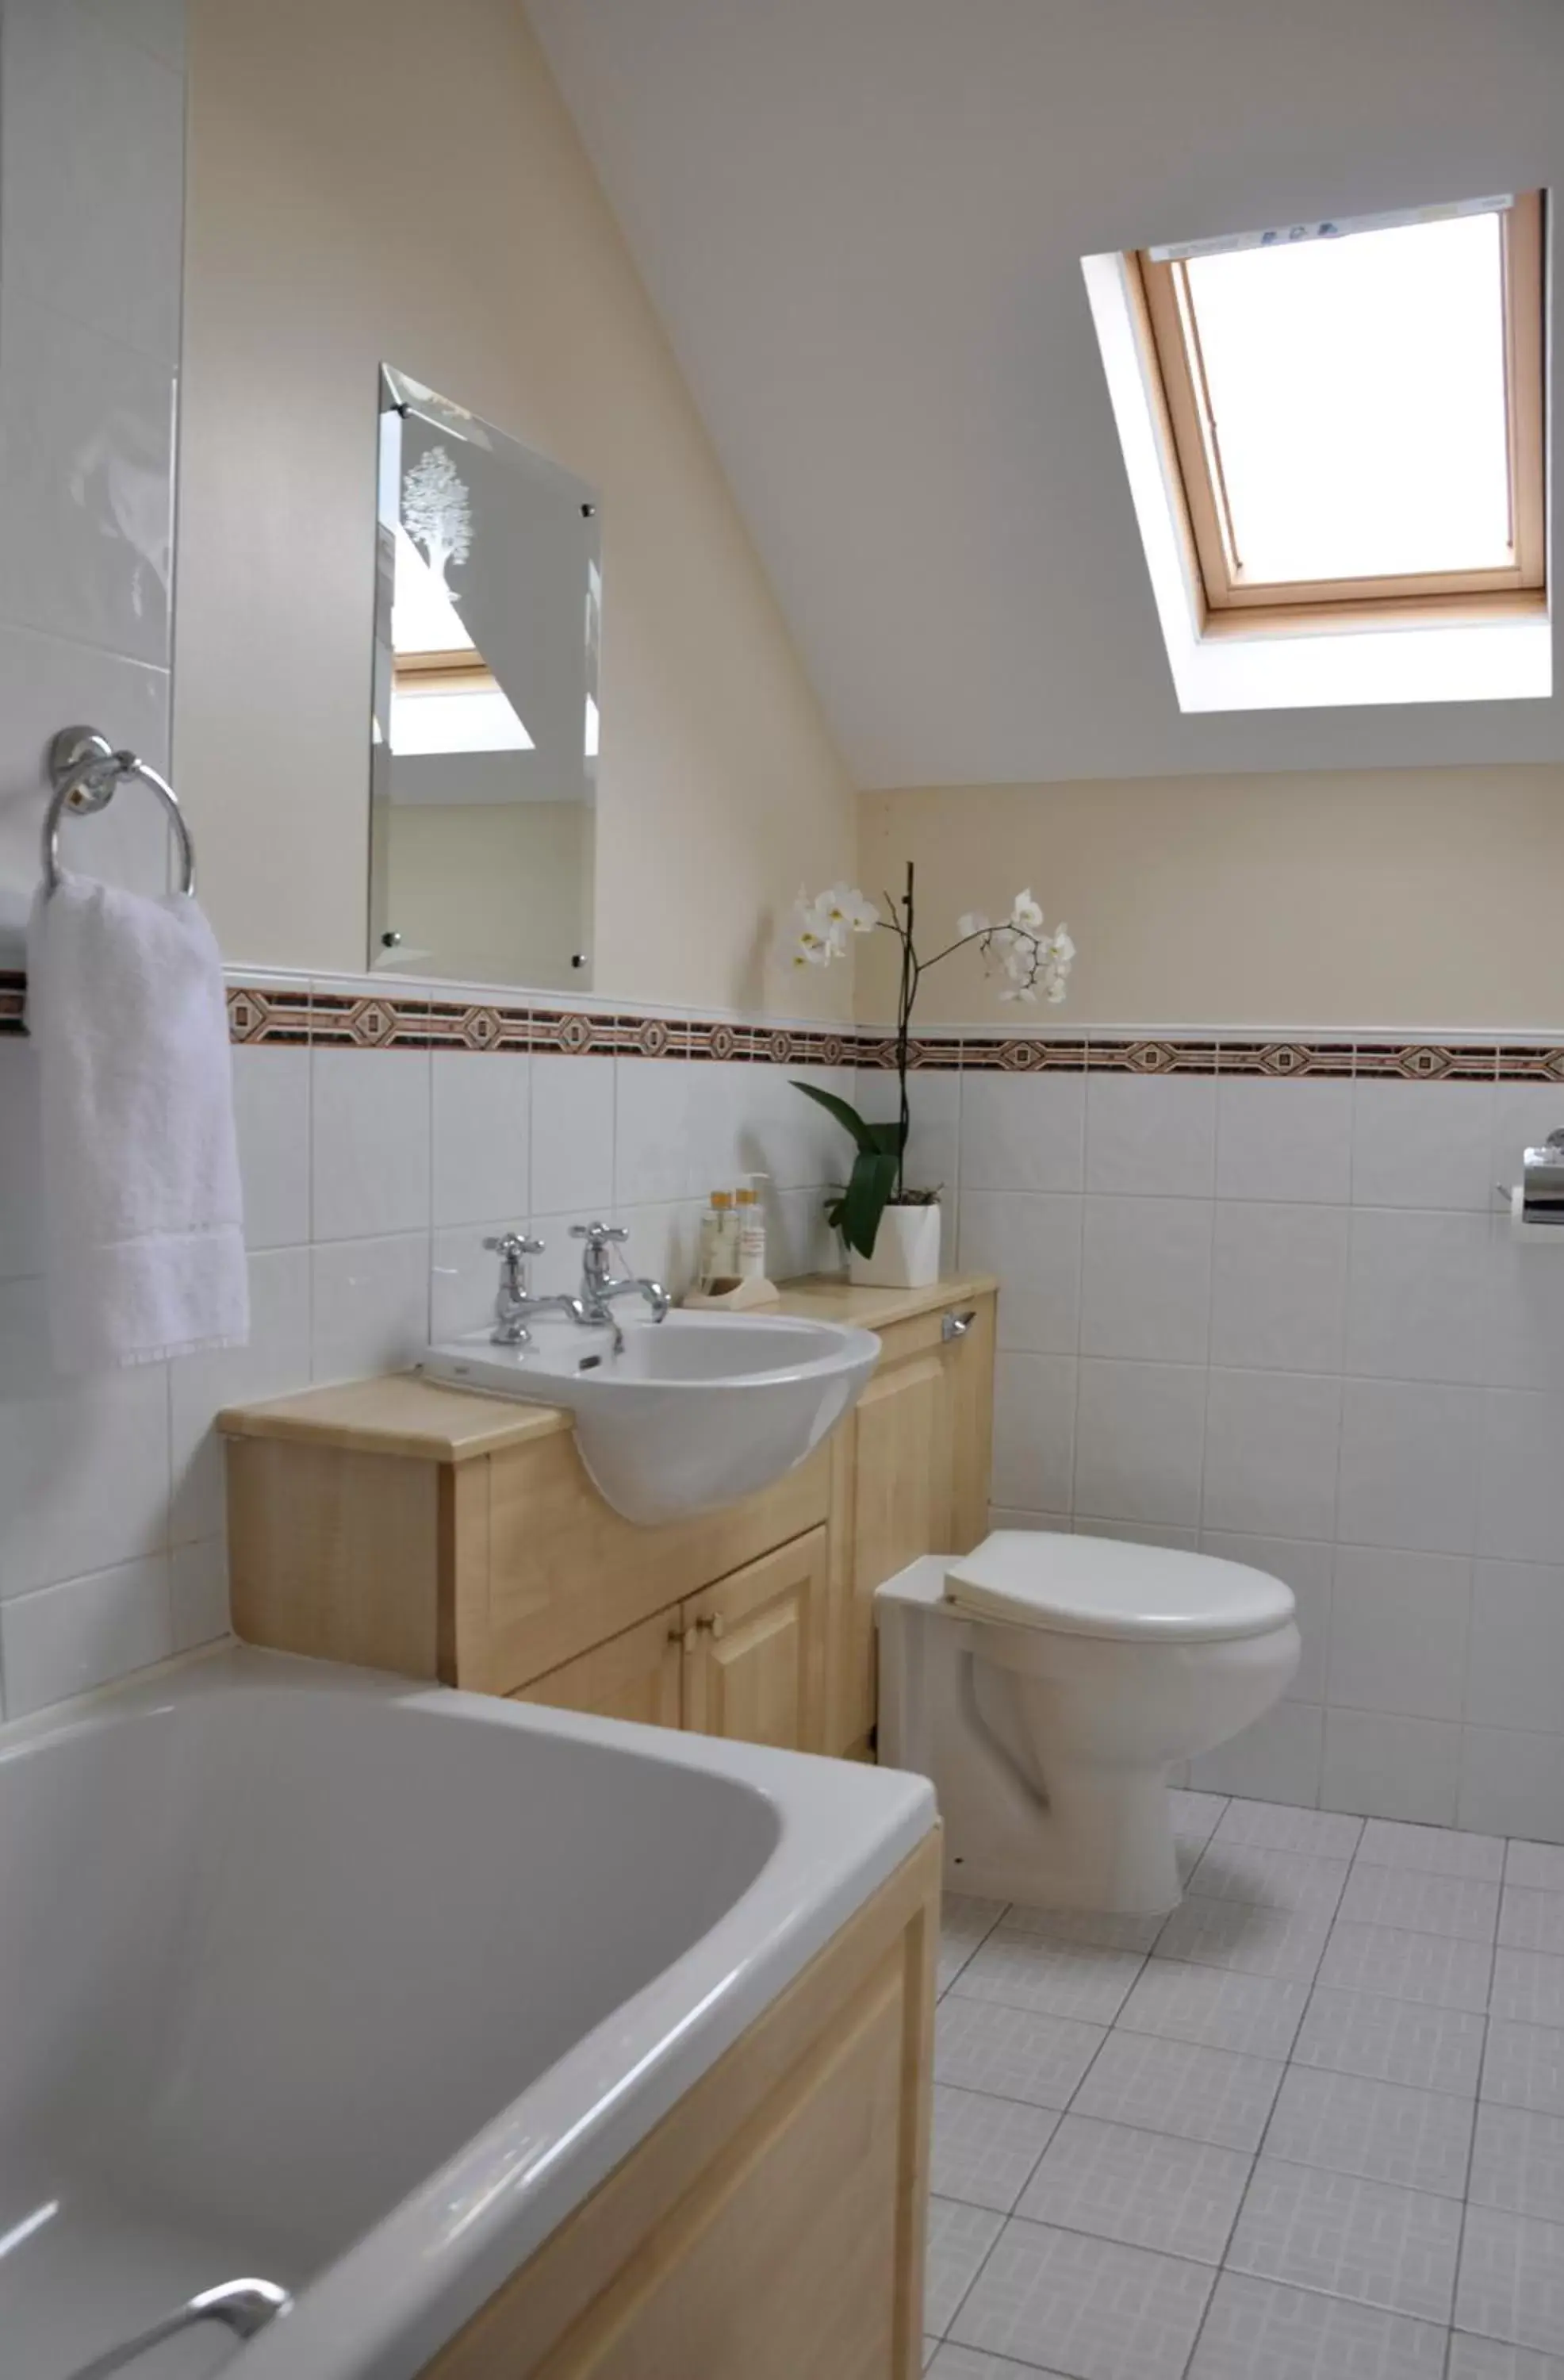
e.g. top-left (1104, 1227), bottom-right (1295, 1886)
top-left (420, 1310), bottom-right (880, 1524)
top-left (0, 1646), bottom-right (933, 2380)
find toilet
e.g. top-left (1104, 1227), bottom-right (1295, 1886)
top-left (876, 1532), bottom-right (1298, 1915)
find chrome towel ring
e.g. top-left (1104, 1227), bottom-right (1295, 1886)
top-left (41, 724), bottom-right (197, 898)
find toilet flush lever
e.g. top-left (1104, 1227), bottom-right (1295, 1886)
top-left (942, 1310), bottom-right (977, 1342)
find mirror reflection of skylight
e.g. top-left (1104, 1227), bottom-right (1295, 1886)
top-left (388, 521), bottom-right (534, 754)
top-left (390, 523), bottom-right (476, 656)
top-left (1184, 212), bottom-right (1513, 583)
top-left (389, 681), bottom-right (535, 755)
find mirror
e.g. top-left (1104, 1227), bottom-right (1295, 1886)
top-left (369, 367), bottom-right (599, 989)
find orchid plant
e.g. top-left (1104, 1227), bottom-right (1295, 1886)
top-left (790, 864), bottom-right (1075, 1257)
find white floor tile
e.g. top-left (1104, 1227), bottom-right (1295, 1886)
top-left (1484, 2021), bottom-right (1564, 2118)
top-left (1470, 2103), bottom-right (1564, 2225)
top-left (1447, 2339), bottom-right (1564, 2380)
top-left (931, 2086), bottom-right (1060, 2213)
top-left (1336, 1865), bottom-right (1501, 1944)
top-left (1317, 1921), bottom-right (1494, 2011)
top-left (1115, 1962), bottom-right (1311, 2062)
top-left (1226, 2159), bottom-right (1462, 2322)
top-left (1016, 2114), bottom-right (1252, 2264)
top-left (1188, 2271), bottom-right (1447, 2380)
top-left (928, 2347), bottom-right (1057, 2380)
top-left (1263, 2063), bottom-right (1475, 2197)
top-left (1358, 1818), bottom-right (1507, 1880)
top-left (1510, 1844), bottom-right (1564, 1894)
top-left (949, 2218), bottom-right (1216, 2380)
top-left (940, 1894), bottom-right (1008, 1994)
top-left (1167, 1789), bottom-right (1229, 1848)
top-left (1456, 2204), bottom-right (1564, 2355)
top-left (926, 2196), bottom-right (1005, 2334)
top-left (1155, 1894), bottom-right (1334, 1981)
top-left (934, 1996), bottom-right (1107, 2109)
top-left (1071, 2030), bottom-right (1283, 2151)
top-left (1492, 1951), bottom-right (1564, 2029)
top-left (952, 1929), bottom-right (1145, 2025)
top-left (1502, 1891), bottom-right (1564, 1958)
top-left (1002, 1902), bottom-right (1168, 1953)
top-left (1186, 1841), bottom-right (1351, 1914)
top-left (1213, 1798), bottom-right (1364, 1857)
top-left (1292, 1985), bottom-right (1487, 2096)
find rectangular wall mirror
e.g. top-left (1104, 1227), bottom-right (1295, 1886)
top-left (368, 367), bottom-right (599, 990)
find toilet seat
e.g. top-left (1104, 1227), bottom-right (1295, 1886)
top-left (944, 1530), bottom-right (1294, 1645)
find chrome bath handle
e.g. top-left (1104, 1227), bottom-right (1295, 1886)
top-left (60, 2278), bottom-right (290, 2380)
top-left (942, 1309), bottom-right (977, 1342)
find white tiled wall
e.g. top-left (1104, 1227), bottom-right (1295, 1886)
top-left (0, 1008), bottom-right (846, 1719)
top-left (941, 1058), bottom-right (1564, 1843)
top-left (0, 0), bottom-right (191, 1717)
top-left (0, 0), bottom-right (186, 920)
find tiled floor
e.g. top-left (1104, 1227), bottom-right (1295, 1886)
top-left (924, 1794), bottom-right (1564, 2380)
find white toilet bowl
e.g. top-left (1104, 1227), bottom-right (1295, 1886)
top-left (876, 1532), bottom-right (1298, 1914)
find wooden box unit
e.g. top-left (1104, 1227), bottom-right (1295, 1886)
top-left (221, 1274), bottom-right (995, 1760)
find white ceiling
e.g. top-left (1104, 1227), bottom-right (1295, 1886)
top-left (527, 0), bottom-right (1564, 785)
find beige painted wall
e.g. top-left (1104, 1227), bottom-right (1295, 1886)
top-left (859, 769), bottom-right (1564, 1032)
top-left (175, 0), bottom-right (853, 1015)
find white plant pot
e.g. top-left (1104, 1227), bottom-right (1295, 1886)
top-left (848, 1203), bottom-right (943, 1290)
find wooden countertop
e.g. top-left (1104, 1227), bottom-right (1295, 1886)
top-left (217, 1271), bottom-right (996, 1462)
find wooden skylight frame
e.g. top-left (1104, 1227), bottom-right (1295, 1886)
top-left (1129, 191), bottom-right (1547, 633)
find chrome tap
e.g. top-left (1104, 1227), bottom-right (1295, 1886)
top-left (569, 1220), bottom-right (669, 1349)
top-left (482, 1232), bottom-right (587, 1345)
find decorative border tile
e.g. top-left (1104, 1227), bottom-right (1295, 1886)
top-left (1354, 1044), bottom-right (1499, 1081)
top-left (8, 965), bottom-right (1564, 1081)
top-left (1087, 1038), bottom-right (1221, 1075)
top-left (419, 998), bottom-right (532, 1053)
top-left (1497, 1046), bottom-right (1564, 1083)
top-left (307, 991), bottom-right (431, 1049)
top-left (1217, 1042), bottom-right (1355, 1078)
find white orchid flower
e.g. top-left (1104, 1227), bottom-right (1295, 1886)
top-left (956, 911), bottom-right (990, 939)
top-left (1010, 889), bottom-right (1045, 932)
top-left (819, 883), bottom-right (879, 935)
top-left (1048, 924), bottom-right (1076, 965)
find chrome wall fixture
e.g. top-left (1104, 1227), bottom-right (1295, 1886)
top-left (40, 725), bottom-right (197, 898)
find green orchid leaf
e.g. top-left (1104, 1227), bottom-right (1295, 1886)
top-left (839, 1149), bottom-right (900, 1256)
top-left (790, 1078), bottom-right (880, 1150)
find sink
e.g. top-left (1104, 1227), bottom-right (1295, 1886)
top-left (0, 1647), bottom-right (934, 2380)
top-left (420, 1310), bottom-right (880, 1524)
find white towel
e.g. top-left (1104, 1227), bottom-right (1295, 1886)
top-left (26, 875), bottom-right (248, 1371)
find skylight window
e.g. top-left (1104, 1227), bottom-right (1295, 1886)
top-left (1132, 193), bottom-right (1545, 624)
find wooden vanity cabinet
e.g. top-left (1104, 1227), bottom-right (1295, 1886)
top-left (221, 1275), bottom-right (995, 1764)
top-left (513, 1526), bottom-right (828, 1752)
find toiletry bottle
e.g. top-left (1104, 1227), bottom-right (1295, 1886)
top-left (700, 1190), bottom-right (736, 1286)
top-left (736, 1177), bottom-right (769, 1280)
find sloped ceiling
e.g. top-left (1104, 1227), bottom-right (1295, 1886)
top-left (527, 0), bottom-right (1564, 785)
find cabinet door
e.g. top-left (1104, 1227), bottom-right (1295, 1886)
top-left (511, 1610), bottom-right (683, 1729)
top-left (681, 1528), bottom-right (827, 1752)
top-left (826, 1337), bottom-right (949, 1756)
top-left (941, 1292), bottom-right (997, 1554)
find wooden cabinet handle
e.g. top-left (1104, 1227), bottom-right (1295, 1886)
top-left (687, 1613), bottom-right (726, 1642)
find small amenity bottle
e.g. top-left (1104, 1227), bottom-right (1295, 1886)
top-left (735, 1181), bottom-right (768, 1280)
top-left (700, 1190), bottom-right (738, 1286)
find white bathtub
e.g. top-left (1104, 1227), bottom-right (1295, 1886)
top-left (0, 1646), bottom-right (934, 2380)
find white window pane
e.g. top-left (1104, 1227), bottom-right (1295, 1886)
top-left (1186, 211), bottom-right (1512, 585)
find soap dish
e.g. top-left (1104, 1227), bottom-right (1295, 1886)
top-left (680, 1277), bottom-right (781, 1310)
